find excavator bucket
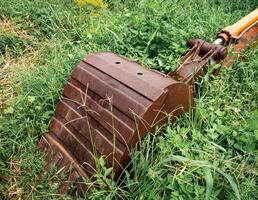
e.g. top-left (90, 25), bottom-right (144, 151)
top-left (38, 8), bottom-right (257, 194)
top-left (38, 52), bottom-right (194, 193)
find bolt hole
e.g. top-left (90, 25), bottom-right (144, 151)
top-left (137, 72), bottom-right (143, 75)
top-left (115, 61), bottom-right (121, 64)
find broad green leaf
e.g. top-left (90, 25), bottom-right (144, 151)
top-left (4, 106), bottom-right (14, 114)
top-left (216, 169), bottom-right (241, 200)
top-left (104, 167), bottom-right (113, 177)
top-left (204, 167), bottom-right (213, 200)
top-left (254, 130), bottom-right (258, 140)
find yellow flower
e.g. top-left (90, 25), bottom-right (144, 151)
top-left (75, 0), bottom-right (107, 9)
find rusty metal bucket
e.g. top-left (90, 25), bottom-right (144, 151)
top-left (38, 52), bottom-right (195, 193)
top-left (38, 26), bottom-right (258, 193)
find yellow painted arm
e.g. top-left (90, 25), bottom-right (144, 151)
top-left (217, 8), bottom-right (258, 44)
top-left (224, 8), bottom-right (258, 38)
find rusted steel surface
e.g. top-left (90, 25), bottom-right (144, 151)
top-left (223, 22), bottom-right (258, 67)
top-left (38, 52), bottom-right (194, 193)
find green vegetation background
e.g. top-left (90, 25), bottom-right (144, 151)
top-left (0, 0), bottom-right (257, 199)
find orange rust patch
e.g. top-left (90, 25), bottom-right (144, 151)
top-left (223, 24), bottom-right (258, 67)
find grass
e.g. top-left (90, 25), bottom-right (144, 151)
top-left (0, 0), bottom-right (257, 199)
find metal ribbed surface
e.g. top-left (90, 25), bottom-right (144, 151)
top-left (38, 52), bottom-right (192, 194)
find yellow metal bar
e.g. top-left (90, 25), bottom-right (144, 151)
top-left (223, 8), bottom-right (258, 39)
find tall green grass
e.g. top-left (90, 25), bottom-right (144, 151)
top-left (0, 0), bottom-right (257, 199)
